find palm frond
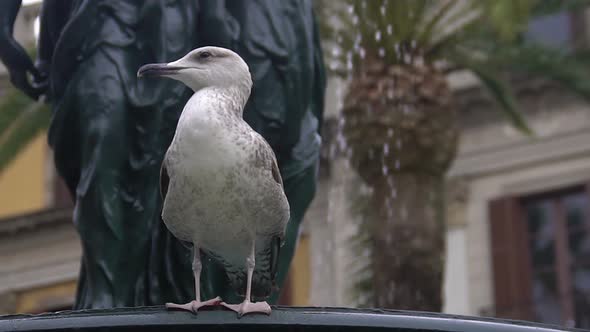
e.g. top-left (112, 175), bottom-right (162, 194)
top-left (447, 46), bottom-right (532, 135)
top-left (0, 97), bottom-right (50, 174)
top-left (494, 43), bottom-right (590, 102)
top-left (427, 9), bottom-right (483, 58)
top-left (472, 66), bottom-right (533, 136)
top-left (445, 49), bottom-right (531, 135)
top-left (408, 0), bottom-right (428, 37)
top-left (484, 0), bottom-right (536, 42)
top-left (417, 1), bottom-right (457, 48)
top-left (0, 88), bottom-right (34, 135)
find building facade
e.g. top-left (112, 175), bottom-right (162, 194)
top-left (304, 6), bottom-right (590, 330)
top-left (0, 3), bottom-right (81, 314)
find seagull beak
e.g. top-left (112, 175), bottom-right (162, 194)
top-left (137, 63), bottom-right (187, 78)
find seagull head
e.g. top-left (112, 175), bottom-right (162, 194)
top-left (137, 46), bottom-right (252, 95)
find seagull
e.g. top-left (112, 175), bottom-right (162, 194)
top-left (137, 46), bottom-right (290, 317)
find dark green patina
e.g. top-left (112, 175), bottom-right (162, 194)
top-left (0, 0), bottom-right (325, 308)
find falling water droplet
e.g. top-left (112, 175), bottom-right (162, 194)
top-left (378, 48), bottom-right (385, 57)
top-left (331, 46), bottom-right (342, 57)
top-left (346, 147), bottom-right (353, 159)
top-left (403, 104), bottom-right (410, 114)
top-left (382, 164), bottom-right (388, 175)
top-left (404, 53), bottom-right (412, 63)
top-left (401, 205), bottom-right (408, 220)
top-left (352, 15), bottom-right (359, 25)
top-left (380, 5), bottom-right (386, 16)
top-left (329, 61), bottom-right (338, 71)
top-left (347, 57), bottom-right (353, 71)
top-left (415, 55), bottom-right (424, 67)
top-left (387, 128), bottom-right (394, 137)
top-left (387, 24), bottom-right (393, 35)
top-left (343, 157), bottom-right (351, 170)
top-left (396, 139), bottom-right (402, 149)
top-left (329, 144), bottom-right (337, 160)
top-left (395, 160), bottom-right (400, 170)
top-left (359, 47), bottom-right (366, 59)
top-left (347, 5), bottom-right (354, 14)
top-left (375, 30), bottom-right (382, 42)
top-left (383, 143), bottom-right (390, 156)
top-left (335, 133), bottom-right (343, 150)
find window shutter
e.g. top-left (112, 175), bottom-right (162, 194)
top-left (488, 196), bottom-right (533, 320)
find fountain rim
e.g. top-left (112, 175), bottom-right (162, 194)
top-left (0, 305), bottom-right (578, 332)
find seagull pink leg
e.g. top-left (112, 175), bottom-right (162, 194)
top-left (166, 247), bottom-right (222, 313)
top-left (221, 242), bottom-right (271, 317)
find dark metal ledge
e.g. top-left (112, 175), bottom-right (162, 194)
top-left (0, 306), bottom-right (581, 332)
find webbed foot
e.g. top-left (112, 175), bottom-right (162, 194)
top-left (221, 300), bottom-right (271, 317)
top-left (165, 296), bottom-right (222, 314)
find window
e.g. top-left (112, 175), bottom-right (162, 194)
top-left (525, 12), bottom-right (573, 50)
top-left (524, 10), bottom-right (588, 51)
top-left (489, 186), bottom-right (590, 329)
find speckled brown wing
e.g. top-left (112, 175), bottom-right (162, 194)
top-left (218, 135), bottom-right (288, 300)
top-left (160, 163), bottom-right (169, 201)
top-left (258, 137), bottom-right (283, 187)
top-left (262, 142), bottom-right (287, 298)
top-left (270, 157), bottom-right (282, 186)
top-left (219, 234), bottom-right (283, 301)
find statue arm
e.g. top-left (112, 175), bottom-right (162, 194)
top-left (0, 0), bottom-right (44, 99)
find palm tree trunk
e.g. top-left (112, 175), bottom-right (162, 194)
top-left (369, 172), bottom-right (445, 311)
top-left (342, 57), bottom-right (456, 311)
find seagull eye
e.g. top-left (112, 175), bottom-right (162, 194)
top-left (199, 51), bottom-right (212, 59)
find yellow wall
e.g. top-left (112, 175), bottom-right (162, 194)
top-left (16, 280), bottom-right (77, 313)
top-left (290, 234), bottom-right (311, 306)
top-left (0, 133), bottom-right (47, 218)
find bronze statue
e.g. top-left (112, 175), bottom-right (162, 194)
top-left (0, 0), bottom-right (325, 309)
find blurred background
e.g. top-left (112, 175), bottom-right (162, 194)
top-left (1, 0), bottom-right (590, 329)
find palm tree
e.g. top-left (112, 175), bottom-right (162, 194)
top-left (316, 0), bottom-right (590, 311)
top-left (0, 87), bottom-right (49, 173)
